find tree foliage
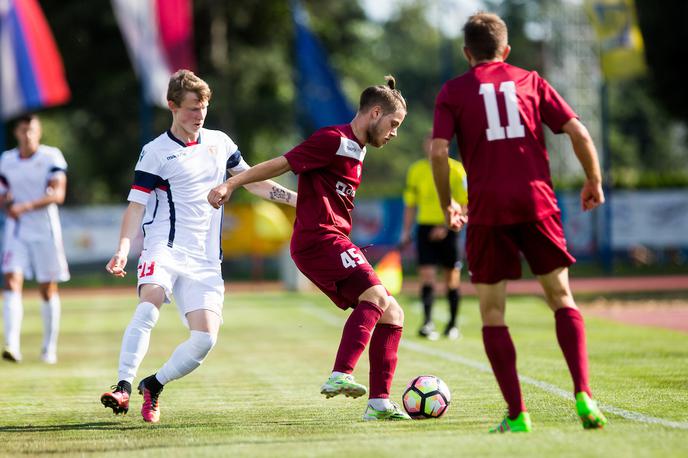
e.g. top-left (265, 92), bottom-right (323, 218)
top-left (15, 0), bottom-right (688, 205)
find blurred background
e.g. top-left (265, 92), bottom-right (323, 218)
top-left (1, 0), bottom-right (687, 285)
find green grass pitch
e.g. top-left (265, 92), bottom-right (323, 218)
top-left (0, 289), bottom-right (686, 457)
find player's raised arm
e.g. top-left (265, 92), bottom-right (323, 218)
top-left (106, 202), bottom-right (146, 277)
top-left (561, 118), bottom-right (605, 212)
top-left (208, 156), bottom-right (292, 208)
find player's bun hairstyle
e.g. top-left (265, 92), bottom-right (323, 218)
top-left (358, 75), bottom-right (407, 114)
top-left (167, 69), bottom-right (212, 106)
top-left (463, 12), bottom-right (508, 61)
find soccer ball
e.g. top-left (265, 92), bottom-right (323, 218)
top-left (402, 375), bottom-right (451, 419)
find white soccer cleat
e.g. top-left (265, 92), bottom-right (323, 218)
top-left (2, 347), bottom-right (22, 363)
top-left (40, 350), bottom-right (57, 364)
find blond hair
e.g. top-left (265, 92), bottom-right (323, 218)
top-left (167, 69), bottom-right (211, 106)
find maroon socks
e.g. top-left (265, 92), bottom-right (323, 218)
top-left (555, 307), bottom-right (591, 396)
top-left (332, 301), bottom-right (382, 373)
top-left (482, 325), bottom-right (526, 419)
top-left (368, 323), bottom-right (403, 398)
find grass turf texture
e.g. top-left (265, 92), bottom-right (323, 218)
top-left (0, 291), bottom-right (686, 457)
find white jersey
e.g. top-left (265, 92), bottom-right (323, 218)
top-left (128, 128), bottom-right (249, 262)
top-left (0, 145), bottom-right (67, 242)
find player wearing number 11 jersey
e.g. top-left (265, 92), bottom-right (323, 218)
top-left (208, 76), bottom-right (411, 420)
top-left (431, 12), bottom-right (607, 432)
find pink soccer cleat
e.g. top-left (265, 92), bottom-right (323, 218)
top-left (100, 386), bottom-right (130, 415)
top-left (138, 376), bottom-right (163, 423)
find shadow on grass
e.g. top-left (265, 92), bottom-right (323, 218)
top-left (0, 421), bottom-right (144, 432)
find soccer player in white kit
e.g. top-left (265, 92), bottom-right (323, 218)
top-left (100, 70), bottom-right (296, 423)
top-left (0, 114), bottom-right (69, 364)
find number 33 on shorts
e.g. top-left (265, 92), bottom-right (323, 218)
top-left (340, 248), bottom-right (366, 269)
top-left (138, 261), bottom-right (156, 278)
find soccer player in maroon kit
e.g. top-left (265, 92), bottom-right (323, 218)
top-left (430, 12), bottom-right (608, 432)
top-left (208, 77), bottom-right (411, 420)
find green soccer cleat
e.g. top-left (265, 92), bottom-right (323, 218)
top-left (362, 402), bottom-right (412, 421)
top-left (320, 373), bottom-right (367, 399)
top-left (489, 411), bottom-right (532, 433)
top-left (576, 392), bottom-right (607, 429)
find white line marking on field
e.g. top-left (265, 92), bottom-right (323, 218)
top-left (300, 302), bottom-right (688, 430)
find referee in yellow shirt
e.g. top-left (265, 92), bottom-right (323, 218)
top-left (400, 134), bottom-right (468, 340)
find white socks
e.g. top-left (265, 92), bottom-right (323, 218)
top-left (118, 302), bottom-right (160, 383)
top-left (41, 295), bottom-right (61, 358)
top-left (368, 398), bottom-right (393, 411)
top-left (155, 330), bottom-right (216, 385)
top-left (3, 290), bottom-right (22, 356)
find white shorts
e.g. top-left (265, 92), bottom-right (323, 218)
top-left (2, 236), bottom-right (70, 283)
top-left (136, 246), bottom-right (224, 325)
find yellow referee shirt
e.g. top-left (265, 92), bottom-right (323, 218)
top-left (403, 158), bottom-right (467, 225)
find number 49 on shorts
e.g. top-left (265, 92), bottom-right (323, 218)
top-left (340, 248), bottom-right (365, 269)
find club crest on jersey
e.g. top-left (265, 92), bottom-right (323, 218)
top-left (336, 180), bottom-right (355, 197)
top-left (208, 146), bottom-right (218, 156)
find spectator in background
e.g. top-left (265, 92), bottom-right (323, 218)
top-left (0, 114), bottom-right (69, 364)
top-left (400, 133), bottom-right (467, 341)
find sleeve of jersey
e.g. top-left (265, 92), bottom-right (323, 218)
top-left (283, 129), bottom-right (339, 174)
top-left (402, 166), bottom-right (417, 206)
top-left (48, 149), bottom-right (68, 178)
top-left (128, 150), bottom-right (163, 205)
top-left (227, 152), bottom-right (250, 174)
top-left (432, 84), bottom-right (457, 141)
top-left (0, 159), bottom-right (6, 194)
top-left (538, 76), bottom-right (578, 134)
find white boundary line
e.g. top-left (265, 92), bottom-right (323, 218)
top-left (301, 302), bottom-right (688, 430)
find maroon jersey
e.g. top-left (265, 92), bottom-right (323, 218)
top-left (433, 61), bottom-right (577, 225)
top-left (284, 124), bottom-right (367, 253)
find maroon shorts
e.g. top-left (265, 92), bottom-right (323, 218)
top-left (466, 213), bottom-right (575, 284)
top-left (291, 235), bottom-right (382, 310)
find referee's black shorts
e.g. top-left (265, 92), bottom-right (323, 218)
top-left (415, 224), bottom-right (460, 269)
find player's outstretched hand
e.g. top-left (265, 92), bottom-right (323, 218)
top-left (581, 179), bottom-right (605, 212)
top-left (208, 183), bottom-right (232, 209)
top-left (106, 253), bottom-right (127, 277)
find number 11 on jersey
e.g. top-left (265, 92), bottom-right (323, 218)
top-left (479, 81), bottom-right (525, 141)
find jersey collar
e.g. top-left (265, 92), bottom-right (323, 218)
top-left (167, 129), bottom-right (202, 147)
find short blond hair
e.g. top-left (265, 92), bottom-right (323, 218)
top-left (167, 69), bottom-right (211, 106)
top-left (463, 12), bottom-right (508, 61)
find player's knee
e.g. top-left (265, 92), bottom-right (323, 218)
top-left (380, 296), bottom-right (404, 325)
top-left (189, 330), bottom-right (216, 360)
top-left (543, 286), bottom-right (575, 310)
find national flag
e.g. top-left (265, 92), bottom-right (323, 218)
top-left (0, 0), bottom-right (71, 120)
top-left (584, 0), bottom-right (646, 81)
top-left (111, 0), bottom-right (196, 107)
top-left (291, 0), bottom-right (355, 131)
